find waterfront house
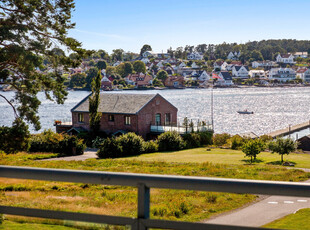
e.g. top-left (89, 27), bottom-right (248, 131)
top-left (125, 73), bottom-right (153, 87)
top-left (296, 68), bottom-right (310, 82)
top-left (268, 68), bottom-right (296, 82)
top-left (191, 62), bottom-right (199, 68)
top-left (276, 54), bottom-right (295, 64)
top-left (232, 65), bottom-right (249, 79)
top-left (164, 75), bottom-right (185, 88)
top-left (251, 60), bottom-right (278, 69)
top-left (71, 93), bottom-right (178, 139)
top-left (249, 70), bottom-right (266, 78)
top-left (213, 61), bottom-right (224, 71)
top-left (215, 71), bottom-right (233, 86)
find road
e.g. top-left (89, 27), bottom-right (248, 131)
top-left (204, 178), bottom-right (310, 227)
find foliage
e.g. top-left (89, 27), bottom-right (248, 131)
top-left (183, 133), bottom-right (201, 149)
top-left (29, 130), bottom-right (85, 156)
top-left (89, 70), bottom-right (102, 134)
top-left (112, 49), bottom-right (124, 61)
top-left (0, 119), bottom-right (30, 154)
top-left (157, 70), bottom-right (168, 81)
top-left (228, 135), bottom-right (246, 150)
top-left (259, 135), bottom-right (273, 143)
top-left (91, 136), bottom-right (105, 148)
top-left (133, 60), bottom-right (146, 73)
top-left (117, 133), bottom-right (144, 156)
top-left (157, 131), bottom-right (184, 151)
top-left (96, 60), bottom-right (107, 70)
top-left (212, 133), bottom-right (231, 147)
top-left (123, 62), bottom-right (133, 76)
top-left (152, 78), bottom-right (164, 87)
top-left (0, 0), bottom-right (89, 131)
top-left (69, 72), bottom-right (87, 88)
top-left (198, 131), bottom-right (213, 146)
top-left (143, 140), bottom-right (159, 153)
top-left (85, 67), bottom-right (99, 88)
top-left (241, 139), bottom-right (265, 163)
top-left (97, 137), bottom-right (122, 158)
top-left (268, 137), bottom-right (297, 163)
top-left (140, 44), bottom-right (152, 56)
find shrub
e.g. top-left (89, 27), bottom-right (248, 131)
top-left (117, 133), bottom-right (144, 156)
top-left (157, 131), bottom-right (184, 151)
top-left (198, 131), bottom-right (213, 146)
top-left (228, 135), bottom-right (246, 150)
top-left (0, 119), bottom-right (30, 154)
top-left (143, 140), bottom-right (158, 153)
top-left (97, 137), bottom-right (122, 158)
top-left (212, 133), bottom-right (231, 147)
top-left (29, 130), bottom-right (85, 156)
top-left (183, 133), bottom-right (201, 149)
top-left (92, 136), bottom-right (105, 148)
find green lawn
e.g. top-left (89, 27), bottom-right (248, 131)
top-left (263, 208), bottom-right (310, 229)
top-left (0, 221), bottom-right (77, 230)
top-left (116, 147), bottom-right (310, 168)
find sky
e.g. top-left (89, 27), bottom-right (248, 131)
top-left (68, 0), bottom-right (310, 54)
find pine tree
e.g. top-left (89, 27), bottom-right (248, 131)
top-left (89, 70), bottom-right (102, 135)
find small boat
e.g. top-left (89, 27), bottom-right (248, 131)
top-left (237, 110), bottom-right (254, 114)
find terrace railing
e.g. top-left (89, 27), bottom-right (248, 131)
top-left (0, 165), bottom-right (310, 230)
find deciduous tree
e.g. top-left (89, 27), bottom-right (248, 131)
top-left (140, 44), bottom-right (152, 56)
top-left (133, 60), bottom-right (146, 73)
top-left (268, 138), bottom-right (297, 163)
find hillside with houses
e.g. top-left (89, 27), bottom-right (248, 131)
top-left (3, 40), bottom-right (310, 91)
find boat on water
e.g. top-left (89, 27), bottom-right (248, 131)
top-left (237, 110), bottom-right (254, 114)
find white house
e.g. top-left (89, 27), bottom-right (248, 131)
top-left (268, 68), bottom-right (296, 82)
top-left (252, 60), bottom-right (278, 68)
top-left (227, 51), bottom-right (240, 60)
top-left (157, 61), bottom-right (164, 68)
top-left (276, 54), bottom-right (295, 64)
top-left (178, 62), bottom-right (186, 68)
top-left (191, 62), bottom-right (199, 68)
top-left (249, 70), bottom-right (266, 78)
top-left (140, 57), bottom-right (150, 64)
top-left (232, 65), bottom-right (249, 79)
top-left (296, 68), bottom-right (310, 82)
top-left (213, 61), bottom-right (224, 71)
top-left (187, 52), bottom-right (203, 60)
top-left (216, 71), bottom-right (234, 86)
top-left (113, 61), bottom-right (121, 67)
top-left (198, 71), bottom-right (211, 81)
top-left (142, 51), bottom-right (157, 58)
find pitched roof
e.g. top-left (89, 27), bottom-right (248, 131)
top-left (71, 93), bottom-right (157, 114)
top-left (234, 65), bottom-right (249, 71)
top-left (280, 53), bottom-right (292, 58)
top-left (220, 71), bottom-right (232, 80)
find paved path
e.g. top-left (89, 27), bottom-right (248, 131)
top-left (204, 179), bottom-right (310, 227)
top-left (41, 148), bottom-right (98, 161)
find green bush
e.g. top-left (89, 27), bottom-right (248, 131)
top-left (92, 136), bottom-right (105, 148)
top-left (29, 129), bottom-right (85, 156)
top-left (198, 131), bottom-right (213, 146)
top-left (183, 133), bottom-right (201, 149)
top-left (0, 119), bottom-right (30, 154)
top-left (228, 135), bottom-right (246, 150)
top-left (143, 140), bottom-right (158, 153)
top-left (212, 133), bottom-right (231, 147)
top-left (97, 137), bottom-right (122, 158)
top-left (157, 131), bottom-right (184, 151)
top-left (117, 132), bottom-right (144, 156)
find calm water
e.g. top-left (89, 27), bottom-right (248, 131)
top-left (1, 87), bottom-right (310, 136)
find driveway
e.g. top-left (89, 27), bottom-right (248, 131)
top-left (41, 148), bottom-right (98, 161)
top-left (204, 178), bottom-right (310, 227)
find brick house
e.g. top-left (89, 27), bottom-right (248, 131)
top-left (125, 73), bottom-right (153, 87)
top-left (70, 93), bottom-right (178, 138)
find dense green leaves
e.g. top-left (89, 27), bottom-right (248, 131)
top-left (89, 70), bottom-right (102, 134)
top-left (0, 0), bottom-right (88, 130)
top-left (133, 60), bottom-right (146, 73)
top-left (268, 138), bottom-right (297, 163)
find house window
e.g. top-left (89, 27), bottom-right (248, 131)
top-left (155, 113), bottom-right (161, 125)
top-left (125, 116), bottom-right (131, 125)
top-left (78, 113), bottom-right (84, 123)
top-left (108, 115), bottom-right (114, 122)
top-left (165, 113), bottom-right (171, 125)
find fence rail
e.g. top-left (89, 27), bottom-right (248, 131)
top-left (0, 165), bottom-right (310, 230)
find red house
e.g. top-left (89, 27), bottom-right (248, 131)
top-left (70, 93), bottom-right (178, 138)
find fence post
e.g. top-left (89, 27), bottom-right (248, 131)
top-left (137, 183), bottom-right (150, 230)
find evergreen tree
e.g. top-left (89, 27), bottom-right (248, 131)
top-left (89, 71), bottom-right (102, 134)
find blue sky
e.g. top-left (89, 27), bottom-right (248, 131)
top-left (68, 0), bottom-right (310, 54)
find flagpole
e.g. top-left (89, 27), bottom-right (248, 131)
top-left (211, 80), bottom-right (214, 131)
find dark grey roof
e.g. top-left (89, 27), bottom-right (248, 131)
top-left (220, 71), bottom-right (232, 80)
top-left (71, 93), bottom-right (157, 114)
top-left (234, 65), bottom-right (249, 71)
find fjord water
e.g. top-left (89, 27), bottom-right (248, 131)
top-left (1, 87), bottom-right (310, 136)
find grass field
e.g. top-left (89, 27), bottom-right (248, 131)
top-left (263, 208), bottom-right (310, 230)
top-left (0, 149), bottom-right (310, 229)
top-left (116, 147), bottom-right (310, 168)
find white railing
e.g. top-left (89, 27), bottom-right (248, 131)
top-left (0, 166), bottom-right (310, 230)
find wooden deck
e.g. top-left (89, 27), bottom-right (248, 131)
top-left (266, 120), bottom-right (310, 138)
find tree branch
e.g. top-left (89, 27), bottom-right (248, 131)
top-left (0, 94), bottom-right (18, 119)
